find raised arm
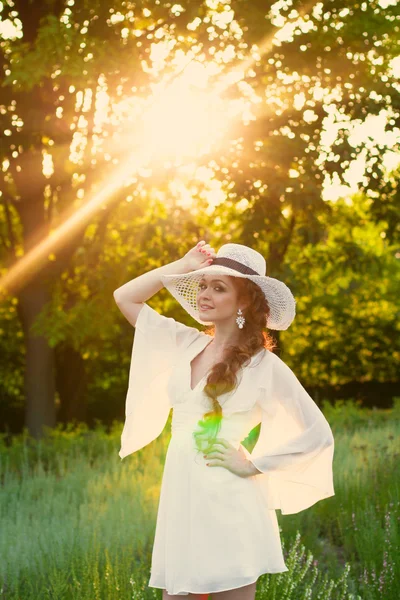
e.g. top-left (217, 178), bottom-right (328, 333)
top-left (117, 241), bottom-right (216, 459)
top-left (113, 240), bottom-right (214, 327)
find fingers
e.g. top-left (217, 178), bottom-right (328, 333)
top-left (205, 450), bottom-right (224, 459)
top-left (206, 462), bottom-right (225, 469)
top-left (196, 241), bottom-right (213, 251)
top-left (205, 441), bottom-right (229, 459)
top-left (214, 439), bottom-right (229, 448)
top-left (196, 241), bottom-right (209, 253)
top-left (196, 242), bottom-right (215, 258)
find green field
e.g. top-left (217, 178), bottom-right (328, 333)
top-left (1, 399), bottom-right (399, 600)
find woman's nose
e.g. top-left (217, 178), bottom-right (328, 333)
top-left (199, 292), bottom-right (211, 301)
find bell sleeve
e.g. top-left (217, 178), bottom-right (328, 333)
top-left (242, 351), bottom-right (335, 515)
top-left (119, 302), bottom-right (202, 460)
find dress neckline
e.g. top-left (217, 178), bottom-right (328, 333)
top-left (188, 337), bottom-right (267, 393)
top-left (188, 336), bottom-right (214, 392)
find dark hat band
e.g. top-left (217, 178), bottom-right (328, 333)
top-left (210, 256), bottom-right (260, 276)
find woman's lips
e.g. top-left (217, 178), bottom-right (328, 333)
top-left (199, 305), bottom-right (214, 310)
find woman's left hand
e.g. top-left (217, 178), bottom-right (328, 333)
top-left (204, 438), bottom-right (257, 478)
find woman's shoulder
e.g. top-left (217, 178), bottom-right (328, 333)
top-left (247, 348), bottom-right (289, 387)
top-left (251, 347), bottom-right (276, 368)
top-left (257, 348), bottom-right (290, 369)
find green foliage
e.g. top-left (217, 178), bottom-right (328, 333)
top-left (280, 193), bottom-right (400, 386)
top-left (4, 16), bottom-right (66, 89)
top-left (0, 296), bottom-right (24, 410)
top-left (0, 0), bottom-right (399, 433)
top-left (321, 396), bottom-right (400, 432)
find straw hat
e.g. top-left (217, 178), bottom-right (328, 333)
top-left (160, 243), bottom-right (296, 330)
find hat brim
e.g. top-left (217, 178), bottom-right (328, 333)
top-left (160, 265), bottom-right (296, 330)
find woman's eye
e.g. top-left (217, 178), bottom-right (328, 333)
top-left (198, 284), bottom-right (222, 291)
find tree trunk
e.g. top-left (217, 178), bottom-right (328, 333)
top-left (17, 279), bottom-right (56, 439)
top-left (55, 343), bottom-right (87, 423)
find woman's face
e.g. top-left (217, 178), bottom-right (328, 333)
top-left (197, 274), bottom-right (239, 322)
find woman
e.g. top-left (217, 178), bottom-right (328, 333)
top-left (114, 241), bottom-right (335, 600)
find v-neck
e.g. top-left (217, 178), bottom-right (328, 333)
top-left (188, 336), bottom-right (214, 392)
top-left (187, 338), bottom-right (266, 393)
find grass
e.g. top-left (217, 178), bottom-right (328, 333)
top-left (0, 398), bottom-right (399, 599)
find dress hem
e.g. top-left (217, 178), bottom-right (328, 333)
top-left (148, 564), bottom-right (289, 596)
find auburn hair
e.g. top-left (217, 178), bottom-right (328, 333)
top-left (192, 276), bottom-right (276, 457)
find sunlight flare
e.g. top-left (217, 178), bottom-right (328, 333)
top-left (0, 0), bottom-right (328, 297)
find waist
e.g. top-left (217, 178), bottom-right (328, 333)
top-left (171, 418), bottom-right (241, 448)
top-left (171, 417), bottom-right (201, 437)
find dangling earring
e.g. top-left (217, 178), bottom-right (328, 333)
top-left (236, 308), bottom-right (245, 329)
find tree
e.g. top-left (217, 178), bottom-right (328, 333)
top-left (0, 0), bottom-right (398, 436)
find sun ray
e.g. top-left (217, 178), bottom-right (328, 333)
top-left (0, 1), bottom-right (320, 297)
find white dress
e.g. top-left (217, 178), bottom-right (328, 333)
top-left (119, 303), bottom-right (335, 596)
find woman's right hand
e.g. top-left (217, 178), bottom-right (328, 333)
top-left (181, 241), bottom-right (216, 272)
